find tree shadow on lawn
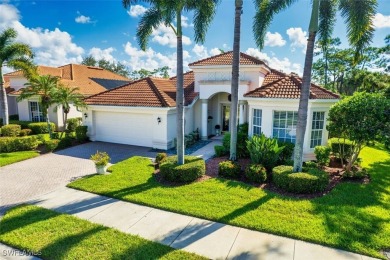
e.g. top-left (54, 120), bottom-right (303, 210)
top-left (311, 159), bottom-right (390, 257)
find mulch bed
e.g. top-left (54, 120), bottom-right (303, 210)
top-left (153, 156), bottom-right (370, 199)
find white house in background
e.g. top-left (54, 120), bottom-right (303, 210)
top-left (4, 64), bottom-right (131, 129)
top-left (83, 52), bottom-right (339, 160)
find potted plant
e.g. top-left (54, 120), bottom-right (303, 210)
top-left (90, 151), bottom-right (110, 174)
top-left (215, 124), bottom-right (221, 136)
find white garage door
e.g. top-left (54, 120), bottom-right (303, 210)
top-left (94, 111), bottom-right (153, 147)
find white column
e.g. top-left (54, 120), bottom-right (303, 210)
top-left (201, 99), bottom-right (208, 140)
top-left (239, 102), bottom-right (245, 125)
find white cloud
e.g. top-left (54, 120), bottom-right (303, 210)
top-left (151, 24), bottom-right (191, 48)
top-left (245, 48), bottom-right (302, 74)
top-left (181, 16), bottom-right (192, 28)
top-left (286, 27), bottom-right (307, 53)
top-left (0, 4), bottom-right (85, 67)
top-left (209, 48), bottom-right (222, 56)
top-left (75, 15), bottom-right (91, 24)
top-left (123, 42), bottom-right (191, 75)
top-left (89, 47), bottom-right (116, 62)
top-left (264, 32), bottom-right (286, 47)
top-left (192, 44), bottom-right (208, 59)
top-left (127, 5), bottom-right (147, 17)
top-left (373, 13), bottom-right (390, 28)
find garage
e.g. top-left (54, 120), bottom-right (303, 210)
top-left (94, 111), bottom-right (154, 147)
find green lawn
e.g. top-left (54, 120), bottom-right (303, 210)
top-left (0, 205), bottom-right (204, 260)
top-left (0, 151), bottom-right (40, 167)
top-left (68, 145), bottom-right (390, 259)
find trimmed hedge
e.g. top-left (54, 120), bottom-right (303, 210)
top-left (314, 146), bottom-right (331, 166)
top-left (0, 136), bottom-right (39, 153)
top-left (9, 120), bottom-right (33, 129)
top-left (28, 122), bottom-right (56, 134)
top-left (75, 126), bottom-right (88, 142)
top-left (160, 156), bottom-right (205, 183)
top-left (245, 164), bottom-right (267, 183)
top-left (328, 138), bottom-right (355, 161)
top-left (66, 117), bottom-right (82, 132)
top-left (277, 140), bottom-right (295, 164)
top-left (1, 124), bottom-right (21, 137)
top-left (272, 165), bottom-right (329, 194)
top-left (218, 160), bottom-right (241, 178)
top-left (19, 129), bottom-right (32, 136)
top-left (45, 139), bottom-right (60, 152)
top-left (214, 145), bottom-right (227, 157)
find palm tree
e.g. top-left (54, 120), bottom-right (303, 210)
top-left (54, 85), bottom-right (86, 137)
top-left (0, 28), bottom-right (35, 125)
top-left (17, 75), bottom-right (60, 138)
top-left (229, 0), bottom-right (243, 161)
top-left (253, 0), bottom-right (377, 172)
top-left (123, 0), bottom-right (219, 165)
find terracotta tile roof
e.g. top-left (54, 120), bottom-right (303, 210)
top-left (188, 51), bottom-right (266, 66)
top-left (245, 70), bottom-right (339, 99)
top-left (84, 71), bottom-right (198, 107)
top-left (5, 64), bottom-right (131, 96)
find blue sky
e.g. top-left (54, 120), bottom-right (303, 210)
top-left (1, 0), bottom-right (389, 75)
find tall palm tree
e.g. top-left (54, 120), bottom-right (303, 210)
top-left (253, 0), bottom-right (377, 172)
top-left (0, 28), bottom-right (35, 125)
top-left (123, 0), bottom-right (219, 165)
top-left (54, 85), bottom-right (86, 137)
top-left (229, 0), bottom-right (243, 161)
top-left (17, 75), bottom-right (60, 138)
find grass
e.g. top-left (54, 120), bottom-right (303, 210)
top-left (0, 205), bottom-right (204, 260)
top-left (68, 145), bottom-right (390, 259)
top-left (0, 151), bottom-right (40, 167)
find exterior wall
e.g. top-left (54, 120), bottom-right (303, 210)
top-left (9, 77), bottom-right (28, 91)
top-left (7, 96), bottom-right (18, 116)
top-left (17, 99), bottom-right (32, 121)
top-left (246, 98), bottom-right (337, 161)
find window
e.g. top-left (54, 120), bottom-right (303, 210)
top-left (29, 101), bottom-right (45, 122)
top-left (310, 112), bottom-right (325, 148)
top-left (252, 109), bottom-right (262, 135)
top-left (273, 111), bottom-right (298, 143)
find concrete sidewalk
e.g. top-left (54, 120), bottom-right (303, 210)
top-left (28, 187), bottom-right (377, 260)
top-left (191, 136), bottom-right (222, 160)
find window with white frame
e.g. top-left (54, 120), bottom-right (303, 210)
top-left (29, 101), bottom-right (45, 122)
top-left (252, 109), bottom-right (262, 135)
top-left (310, 112), bottom-right (325, 148)
top-left (273, 111), bottom-right (298, 143)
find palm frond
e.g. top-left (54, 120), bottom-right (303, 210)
top-left (318, 0), bottom-right (337, 50)
top-left (136, 7), bottom-right (165, 50)
top-left (191, 0), bottom-right (220, 44)
top-left (339, 0), bottom-right (377, 63)
top-left (0, 28), bottom-right (17, 50)
top-left (253, 0), bottom-right (298, 50)
top-left (6, 58), bottom-right (37, 79)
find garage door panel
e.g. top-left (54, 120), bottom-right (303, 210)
top-left (94, 111), bottom-right (153, 147)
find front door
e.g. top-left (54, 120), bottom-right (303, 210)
top-left (222, 105), bottom-right (230, 131)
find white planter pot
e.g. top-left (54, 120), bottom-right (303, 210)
top-left (96, 165), bottom-right (108, 174)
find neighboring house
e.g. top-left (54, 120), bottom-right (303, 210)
top-left (4, 64), bottom-right (131, 129)
top-left (83, 52), bottom-right (339, 160)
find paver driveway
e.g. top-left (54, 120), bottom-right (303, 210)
top-left (0, 142), bottom-right (156, 215)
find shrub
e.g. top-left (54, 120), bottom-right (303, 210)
top-left (222, 131), bottom-right (249, 158)
top-left (66, 117), bottom-right (82, 132)
top-left (9, 120), bottom-right (33, 129)
top-left (277, 140), bottom-right (295, 164)
top-left (328, 138), bottom-right (355, 161)
top-left (160, 156), bottom-right (205, 183)
top-left (45, 139), bottom-right (60, 152)
top-left (28, 122), bottom-right (56, 134)
top-left (214, 145), bottom-right (227, 157)
top-left (57, 137), bottom-right (73, 150)
top-left (245, 164), bottom-right (267, 183)
top-left (19, 129), bottom-right (32, 136)
top-left (0, 136), bottom-right (39, 153)
top-left (9, 114), bottom-right (19, 120)
top-left (218, 160), bottom-right (241, 178)
top-left (303, 161), bottom-right (318, 171)
top-left (272, 165), bottom-right (328, 193)
top-left (1, 124), bottom-right (21, 137)
top-left (344, 168), bottom-right (368, 179)
top-left (314, 146), bottom-right (331, 166)
top-left (246, 134), bottom-right (285, 171)
top-left (90, 151), bottom-right (110, 166)
top-left (75, 126), bottom-right (88, 142)
top-left (155, 153), bottom-right (167, 164)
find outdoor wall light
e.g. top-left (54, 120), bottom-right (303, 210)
top-left (84, 113), bottom-right (88, 119)
top-left (157, 117), bottom-right (161, 124)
